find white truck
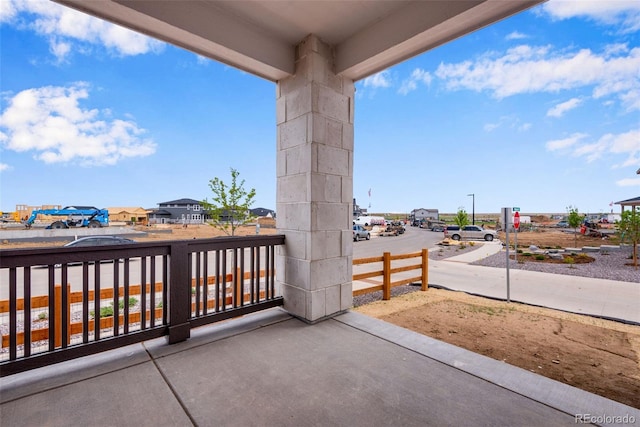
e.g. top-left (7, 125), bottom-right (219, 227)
top-left (353, 215), bottom-right (385, 227)
top-left (444, 225), bottom-right (497, 241)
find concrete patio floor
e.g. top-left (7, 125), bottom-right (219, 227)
top-left (2, 308), bottom-right (638, 426)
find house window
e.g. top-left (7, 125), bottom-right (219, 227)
top-left (192, 214), bottom-right (202, 222)
top-left (186, 205), bottom-right (191, 210)
top-left (193, 205), bottom-right (201, 212)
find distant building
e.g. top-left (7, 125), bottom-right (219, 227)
top-left (107, 207), bottom-right (148, 224)
top-left (251, 207), bottom-right (276, 218)
top-left (148, 198), bottom-right (205, 225)
top-left (410, 208), bottom-right (439, 223)
top-left (353, 198), bottom-right (366, 219)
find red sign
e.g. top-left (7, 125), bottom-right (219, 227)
top-left (514, 211), bottom-right (520, 230)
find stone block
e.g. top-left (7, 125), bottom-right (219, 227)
top-left (313, 84), bottom-right (350, 122)
top-left (340, 282), bottom-right (353, 311)
top-left (276, 95), bottom-right (286, 125)
top-left (600, 245), bottom-right (622, 252)
top-left (285, 83), bottom-right (312, 120)
top-left (309, 230), bottom-right (342, 259)
top-left (282, 256), bottom-right (311, 290)
top-left (310, 114), bottom-right (343, 148)
top-left (278, 114), bottom-right (308, 150)
top-left (325, 284), bottom-right (342, 316)
top-left (281, 283), bottom-right (306, 319)
top-left (342, 175), bottom-right (353, 204)
top-left (277, 202), bottom-right (311, 231)
top-left (310, 173), bottom-right (342, 203)
top-left (310, 257), bottom-right (350, 289)
top-left (308, 288), bottom-right (327, 322)
top-left (317, 144), bottom-right (349, 176)
top-left (285, 145), bottom-right (312, 176)
top-left (277, 174), bottom-right (308, 203)
top-left (314, 202), bottom-right (348, 230)
top-left (582, 246), bottom-right (600, 253)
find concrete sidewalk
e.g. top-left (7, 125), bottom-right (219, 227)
top-left (354, 241), bottom-right (640, 324)
top-left (2, 308), bottom-right (638, 426)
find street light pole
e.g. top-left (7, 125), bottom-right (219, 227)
top-left (467, 193), bottom-right (475, 225)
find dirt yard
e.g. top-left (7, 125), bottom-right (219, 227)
top-left (356, 288), bottom-right (640, 409)
top-left (355, 228), bottom-right (640, 409)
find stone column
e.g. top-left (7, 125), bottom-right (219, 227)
top-left (276, 35), bottom-right (354, 323)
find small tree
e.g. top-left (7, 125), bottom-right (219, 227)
top-left (202, 168), bottom-right (257, 236)
top-left (617, 207), bottom-right (639, 269)
top-left (453, 207), bottom-right (469, 228)
top-left (566, 205), bottom-right (583, 248)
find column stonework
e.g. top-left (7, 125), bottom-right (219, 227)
top-left (276, 35), bottom-right (354, 322)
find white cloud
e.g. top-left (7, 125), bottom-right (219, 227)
top-left (0, 83), bottom-right (157, 166)
top-left (0, 163), bottom-right (10, 172)
top-left (1, 0), bottom-right (164, 61)
top-left (363, 71), bottom-right (392, 89)
top-left (435, 44), bottom-right (640, 111)
top-left (398, 68), bottom-right (432, 95)
top-left (542, 0), bottom-right (640, 34)
top-left (545, 133), bottom-right (587, 151)
top-left (547, 97), bottom-right (583, 117)
top-left (483, 116), bottom-right (531, 133)
top-left (547, 129), bottom-right (640, 169)
top-left (616, 177), bottom-right (640, 187)
top-left (505, 31), bottom-right (528, 40)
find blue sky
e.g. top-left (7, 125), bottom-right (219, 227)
top-left (1, 0), bottom-right (639, 216)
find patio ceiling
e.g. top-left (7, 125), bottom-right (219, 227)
top-left (54, 0), bottom-right (543, 82)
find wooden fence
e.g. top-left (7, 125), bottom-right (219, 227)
top-left (353, 249), bottom-right (428, 300)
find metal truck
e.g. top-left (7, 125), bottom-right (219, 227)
top-left (22, 206), bottom-right (109, 229)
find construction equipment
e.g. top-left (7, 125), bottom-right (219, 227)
top-left (22, 206), bottom-right (109, 229)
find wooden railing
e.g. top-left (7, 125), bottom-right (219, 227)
top-left (0, 271), bottom-right (268, 350)
top-left (353, 249), bottom-right (428, 300)
top-left (0, 235), bottom-right (284, 376)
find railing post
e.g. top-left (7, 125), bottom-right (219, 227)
top-left (54, 285), bottom-right (61, 348)
top-left (168, 242), bottom-right (191, 344)
top-left (421, 249), bottom-right (429, 291)
top-left (383, 252), bottom-right (391, 300)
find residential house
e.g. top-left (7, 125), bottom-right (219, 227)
top-left (107, 207), bottom-right (148, 225)
top-left (251, 207), bottom-right (276, 218)
top-left (148, 198), bottom-right (206, 225)
top-left (411, 208), bottom-right (439, 223)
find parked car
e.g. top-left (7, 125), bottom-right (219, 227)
top-left (444, 225), bottom-right (496, 241)
top-left (554, 221), bottom-right (569, 228)
top-left (352, 225), bottom-right (370, 242)
top-left (64, 236), bottom-right (136, 247)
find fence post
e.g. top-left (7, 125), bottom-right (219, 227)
top-left (421, 249), bottom-right (429, 291)
top-left (54, 285), bottom-right (61, 348)
top-left (235, 267), bottom-right (242, 307)
top-left (54, 284), bottom-right (72, 348)
top-left (168, 242), bottom-right (191, 344)
top-left (383, 252), bottom-right (391, 300)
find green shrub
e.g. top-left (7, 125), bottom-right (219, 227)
top-left (522, 252), bottom-right (532, 257)
top-left (534, 254), bottom-right (546, 261)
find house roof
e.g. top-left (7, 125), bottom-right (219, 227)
top-left (615, 196), bottom-right (640, 206)
top-left (107, 207), bottom-right (148, 215)
top-left (147, 209), bottom-right (173, 216)
top-left (251, 207), bottom-right (276, 217)
top-left (159, 198), bottom-right (202, 206)
top-left (54, 0), bottom-right (543, 82)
